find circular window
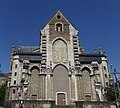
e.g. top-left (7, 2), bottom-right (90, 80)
top-left (57, 15), bottom-right (61, 19)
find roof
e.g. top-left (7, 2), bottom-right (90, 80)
top-left (15, 46), bottom-right (40, 55)
top-left (79, 53), bottom-right (106, 57)
top-left (79, 53), bottom-right (106, 63)
top-left (20, 46), bottom-right (40, 53)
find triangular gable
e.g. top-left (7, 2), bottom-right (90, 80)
top-left (42, 10), bottom-right (77, 30)
top-left (48, 10), bottom-right (69, 25)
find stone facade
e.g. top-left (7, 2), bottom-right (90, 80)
top-left (8, 11), bottom-right (110, 105)
top-left (76, 101), bottom-right (116, 108)
top-left (4, 100), bottom-right (55, 108)
top-left (3, 101), bottom-right (117, 108)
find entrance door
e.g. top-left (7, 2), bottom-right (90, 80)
top-left (31, 94), bottom-right (37, 100)
top-left (53, 65), bottom-right (70, 104)
top-left (85, 95), bottom-right (91, 101)
top-left (57, 93), bottom-right (66, 105)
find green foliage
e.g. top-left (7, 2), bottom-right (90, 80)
top-left (106, 87), bottom-right (116, 101)
top-left (0, 84), bottom-right (6, 101)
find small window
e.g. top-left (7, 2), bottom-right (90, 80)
top-left (104, 66), bottom-right (106, 71)
top-left (56, 23), bottom-right (62, 32)
top-left (57, 14), bottom-right (61, 19)
top-left (15, 64), bottom-right (17, 68)
top-left (23, 64), bottom-right (29, 69)
top-left (14, 72), bottom-right (17, 76)
top-left (105, 74), bottom-right (107, 78)
top-left (14, 80), bottom-right (16, 84)
top-left (94, 67), bottom-right (98, 71)
top-left (92, 63), bottom-right (98, 71)
top-left (106, 82), bottom-right (108, 86)
top-left (13, 89), bottom-right (15, 94)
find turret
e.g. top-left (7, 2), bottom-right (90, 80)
top-left (9, 43), bottom-right (15, 73)
top-left (99, 46), bottom-right (103, 54)
top-left (18, 40), bottom-right (22, 52)
top-left (80, 44), bottom-right (85, 54)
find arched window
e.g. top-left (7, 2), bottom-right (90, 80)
top-left (104, 66), bottom-right (108, 78)
top-left (56, 23), bottom-right (62, 32)
top-left (104, 66), bottom-right (106, 71)
top-left (82, 68), bottom-right (92, 95)
top-left (30, 66), bottom-right (39, 99)
top-left (52, 39), bottom-right (67, 63)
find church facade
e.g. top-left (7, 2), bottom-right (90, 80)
top-left (9, 11), bottom-right (110, 105)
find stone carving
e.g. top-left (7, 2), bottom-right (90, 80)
top-left (53, 39), bottom-right (68, 63)
top-left (96, 74), bottom-right (101, 82)
top-left (23, 87), bottom-right (28, 94)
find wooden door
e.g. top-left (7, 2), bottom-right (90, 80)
top-left (31, 94), bottom-right (37, 100)
top-left (57, 93), bottom-right (66, 105)
top-left (85, 95), bottom-right (91, 101)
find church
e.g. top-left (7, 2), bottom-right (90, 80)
top-left (9, 11), bottom-right (110, 105)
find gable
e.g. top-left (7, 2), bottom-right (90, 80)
top-left (48, 11), bottom-right (69, 25)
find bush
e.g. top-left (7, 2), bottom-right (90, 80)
top-left (106, 87), bottom-right (116, 101)
top-left (0, 84), bottom-right (6, 101)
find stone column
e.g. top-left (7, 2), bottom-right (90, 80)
top-left (75, 67), bottom-right (82, 101)
top-left (71, 74), bottom-right (76, 101)
top-left (39, 73), bottom-right (46, 99)
top-left (27, 73), bottom-right (31, 100)
top-left (46, 73), bottom-right (53, 100)
top-left (39, 75), bottom-right (42, 99)
top-left (51, 74), bottom-right (53, 100)
top-left (91, 75), bottom-right (97, 101)
top-left (76, 74), bottom-right (83, 100)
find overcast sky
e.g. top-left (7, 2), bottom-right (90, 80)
top-left (0, 0), bottom-right (120, 74)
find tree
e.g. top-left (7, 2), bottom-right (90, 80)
top-left (106, 87), bottom-right (116, 101)
top-left (0, 84), bottom-right (6, 101)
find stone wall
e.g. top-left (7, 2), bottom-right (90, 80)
top-left (4, 101), bottom-right (117, 108)
top-left (76, 101), bottom-right (117, 108)
top-left (4, 100), bottom-right (55, 108)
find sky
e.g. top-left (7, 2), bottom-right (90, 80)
top-left (0, 0), bottom-right (120, 74)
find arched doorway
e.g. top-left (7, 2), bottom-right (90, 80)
top-left (57, 93), bottom-right (66, 105)
top-left (53, 65), bottom-right (70, 105)
top-left (31, 94), bottom-right (37, 100)
top-left (85, 95), bottom-right (91, 101)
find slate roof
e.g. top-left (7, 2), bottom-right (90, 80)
top-left (13, 46), bottom-right (42, 61)
top-left (79, 53), bottom-right (106, 63)
top-left (16, 46), bottom-right (40, 54)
